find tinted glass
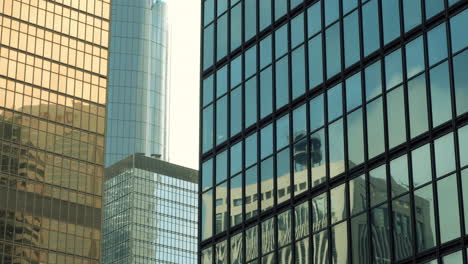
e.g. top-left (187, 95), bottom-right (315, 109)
top-left (276, 56), bottom-right (289, 109)
top-left (231, 55), bottom-right (242, 89)
top-left (325, 0), bottom-right (339, 26)
top-left (349, 175), bottom-right (367, 215)
top-left (437, 174), bottom-right (461, 243)
top-left (216, 182), bottom-right (228, 234)
top-left (371, 204), bottom-right (390, 262)
top-left (425, 0), bottom-right (444, 20)
top-left (346, 72), bottom-right (362, 112)
top-left (295, 202), bottom-right (310, 239)
top-left (369, 165), bottom-right (387, 207)
top-left (231, 141), bottom-right (242, 176)
top-left (202, 158), bottom-right (213, 191)
top-left (294, 137), bottom-right (309, 195)
top-left (453, 50), bottom-right (468, 116)
top-left (329, 119), bottom-right (345, 178)
top-left (385, 49), bottom-right (403, 89)
top-left (218, 0), bottom-right (227, 15)
top-left (259, 0), bottom-right (272, 31)
top-left (202, 190), bottom-right (213, 240)
top-left (430, 62), bottom-right (452, 127)
top-left (277, 114), bottom-right (290, 151)
top-left (403, 0), bottom-right (422, 32)
top-left (311, 129), bottom-right (326, 186)
top-left (362, 0), bottom-right (380, 56)
top-left (261, 218), bottom-right (275, 254)
top-left (260, 67), bottom-right (273, 118)
top-left (326, 23), bottom-right (342, 79)
top-left (292, 46), bottom-right (307, 99)
top-left (293, 104), bottom-right (307, 141)
top-left (278, 210), bottom-right (292, 247)
top-left (245, 132), bottom-right (257, 167)
top-left (312, 192), bottom-right (328, 231)
top-left (231, 87), bottom-right (242, 136)
top-left (274, 0), bottom-right (287, 21)
top-left (382, 0), bottom-right (401, 44)
top-left (450, 9), bottom-right (468, 53)
top-left (393, 194), bottom-right (413, 261)
top-left (217, 14), bottom-right (228, 61)
top-left (260, 35), bottom-right (272, 69)
top-left (328, 83), bottom-right (343, 121)
top-left (245, 77), bottom-right (258, 127)
top-left (216, 241), bottom-right (228, 263)
top-left (412, 144), bottom-right (432, 187)
top-left (343, 0), bottom-right (357, 14)
top-left (387, 86), bottom-right (407, 149)
top-left (203, 75), bottom-right (214, 106)
top-left (231, 232), bottom-right (243, 263)
top-left (216, 96), bottom-right (228, 145)
top-left (217, 65), bottom-right (228, 97)
top-left (427, 23), bottom-right (448, 66)
top-left (367, 98), bottom-right (385, 158)
top-left (245, 0), bottom-right (257, 40)
top-left (434, 133), bottom-right (455, 177)
top-left (246, 226), bottom-right (258, 261)
top-left (291, 14), bottom-right (305, 48)
top-left (275, 24), bottom-right (288, 59)
top-left (231, 4), bottom-right (242, 51)
top-left (277, 148), bottom-right (291, 204)
top-left (261, 124), bottom-right (273, 159)
top-left (365, 60), bottom-right (382, 101)
top-left (203, 105), bottom-right (214, 152)
top-left (204, 24), bottom-right (214, 70)
top-left (344, 10), bottom-right (360, 68)
top-left (408, 73), bottom-right (428, 138)
top-left (463, 169), bottom-right (468, 232)
top-left (390, 155), bottom-right (409, 197)
top-left (309, 34), bottom-right (324, 88)
top-left (332, 222), bottom-right (348, 263)
top-left (351, 213), bottom-right (370, 264)
top-left (261, 157), bottom-right (274, 211)
top-left (245, 45), bottom-right (257, 79)
top-left (347, 109), bottom-right (364, 168)
top-left (245, 166), bottom-right (258, 220)
top-left (331, 183), bottom-right (347, 223)
top-left (310, 94), bottom-right (325, 131)
top-left (460, 126), bottom-right (468, 167)
top-left (204, 0), bottom-right (214, 25)
top-left (414, 184), bottom-right (436, 252)
top-left (216, 150), bottom-right (228, 184)
top-left (308, 1), bottom-right (322, 37)
top-left (442, 251), bottom-right (463, 263)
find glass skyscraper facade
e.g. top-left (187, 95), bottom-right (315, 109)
top-left (199, 0), bottom-right (468, 263)
top-left (102, 154), bottom-right (198, 264)
top-left (105, 0), bottom-right (169, 166)
top-left (0, 0), bottom-right (110, 263)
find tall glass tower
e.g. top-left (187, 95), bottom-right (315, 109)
top-left (199, 0), bottom-right (468, 263)
top-left (0, 0), bottom-right (110, 263)
top-left (105, 0), bottom-right (169, 166)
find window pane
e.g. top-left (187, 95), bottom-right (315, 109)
top-left (261, 218), bottom-right (275, 254)
top-left (312, 192), bottom-right (328, 231)
top-left (246, 225), bottom-right (258, 261)
top-left (290, 0), bottom-right (302, 9)
top-left (216, 182), bottom-right (228, 234)
top-left (274, 0), bottom-right (287, 21)
top-left (216, 150), bottom-right (227, 184)
top-left (277, 148), bottom-right (291, 204)
top-left (387, 86), bottom-right (406, 149)
top-left (344, 10), bottom-right (360, 68)
top-left (460, 126), bottom-right (468, 167)
top-left (294, 137), bottom-right (309, 195)
top-left (437, 174), bottom-right (461, 243)
top-left (292, 45), bottom-right (306, 99)
top-left (293, 104), bottom-right (307, 140)
top-left (414, 184), bottom-right (436, 252)
top-left (231, 4), bottom-right (242, 51)
top-left (309, 34), bottom-right (324, 88)
top-left (203, 105), bottom-right (214, 152)
top-left (412, 144), bottom-right (432, 187)
top-left (362, 0), bottom-right (380, 56)
top-left (331, 183), bottom-right (347, 224)
top-left (310, 94), bottom-right (325, 131)
top-left (371, 204), bottom-right (390, 262)
top-left (231, 141), bottom-right (242, 176)
top-left (369, 165), bottom-right (387, 207)
top-left (260, 35), bottom-right (272, 69)
top-left (382, 0), bottom-right (401, 44)
top-left (385, 49), bottom-right (403, 90)
top-left (217, 65), bottom-right (228, 98)
top-left (275, 24), bottom-right (288, 59)
top-left (403, 0), bottom-right (422, 32)
top-left (245, 166), bottom-right (258, 220)
top-left (245, 132), bottom-right (257, 168)
top-left (203, 75), bottom-right (214, 106)
top-left (202, 190), bottom-right (213, 240)
top-left (450, 9), bottom-right (468, 54)
top-left (295, 201), bottom-right (310, 239)
top-left (275, 56), bottom-right (289, 109)
top-left (307, 1), bottom-right (322, 37)
top-left (246, 45), bottom-right (257, 79)
top-left (329, 119), bottom-right (345, 178)
top-left (231, 233), bottom-right (243, 263)
top-left (462, 169), bottom-right (468, 232)
top-left (390, 155), bottom-right (409, 197)
top-left (326, 22), bottom-right (342, 79)
top-left (367, 97), bottom-right (385, 159)
top-left (295, 238), bottom-right (310, 264)
top-left (261, 157), bottom-right (274, 211)
top-left (349, 175), bottom-right (367, 215)
top-left (427, 23), bottom-right (448, 66)
top-left (231, 55), bottom-right (242, 89)
top-left (291, 14), bottom-right (305, 48)
top-left (425, 0), bottom-right (444, 20)
top-left (434, 133), bottom-right (455, 177)
top-left (204, 0), bottom-right (214, 26)
top-left (231, 175), bottom-right (243, 227)
top-left (261, 124), bottom-right (273, 159)
top-left (393, 194), bottom-right (413, 261)
top-left (218, 0), bottom-right (227, 15)
top-left (343, 0), bottom-right (357, 14)
top-left (278, 210), bottom-right (292, 247)
top-left (408, 73), bottom-right (428, 138)
top-left (442, 251), bottom-right (463, 263)
top-left (365, 60), bottom-right (382, 101)
top-left (217, 14), bottom-right (228, 61)
top-left (346, 72), bottom-right (362, 112)
top-left (245, 77), bottom-right (257, 127)
top-left (245, 0), bottom-right (257, 41)
top-left (351, 213), bottom-right (370, 264)
top-left (231, 87), bottom-right (242, 136)
top-left (202, 158), bottom-right (213, 191)
top-left (406, 36), bottom-right (425, 78)
top-left (202, 246), bottom-right (213, 264)
top-left (260, 67), bottom-right (273, 118)
top-left (328, 83), bottom-right (343, 121)
top-left (325, 0), bottom-right (339, 26)
top-left (453, 50), bottom-right (468, 116)
top-left (203, 24), bottom-right (214, 70)
top-left (430, 61), bottom-right (452, 127)
top-left (259, 0), bottom-right (272, 31)
top-left (216, 96), bottom-right (228, 145)
top-left (276, 114), bottom-right (290, 150)
top-left (311, 129), bottom-right (326, 187)
top-left (332, 222), bottom-right (348, 264)
top-left (347, 108), bottom-right (364, 168)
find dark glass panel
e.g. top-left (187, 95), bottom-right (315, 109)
top-left (245, 77), bottom-right (258, 127)
top-left (275, 56), bottom-right (289, 109)
top-left (245, 165), bottom-right (258, 220)
top-left (371, 203), bottom-right (391, 263)
top-left (393, 194), bottom-right (413, 261)
top-left (327, 83), bottom-right (343, 121)
top-left (344, 10), bottom-right (360, 68)
top-left (370, 165), bottom-right (387, 207)
top-left (311, 129), bottom-right (327, 187)
top-left (202, 158), bottom-right (213, 191)
top-left (231, 87), bottom-right (242, 136)
top-left (349, 174), bottom-right (367, 215)
top-left (387, 86), bottom-right (406, 149)
top-left (437, 174), bottom-right (461, 243)
top-left (429, 62), bottom-right (452, 127)
top-left (351, 213), bottom-right (370, 264)
top-left (292, 45), bottom-right (306, 99)
top-left (450, 9), bottom-right (468, 53)
top-left (329, 119), bottom-right (344, 178)
top-left (277, 148), bottom-right (291, 204)
top-left (347, 108), bottom-right (364, 168)
top-left (362, 0), bottom-right (380, 56)
top-left (309, 34), bottom-right (324, 88)
top-left (326, 22), bottom-right (342, 79)
top-left (390, 155), bottom-right (409, 197)
top-left (366, 97), bottom-right (385, 158)
top-left (408, 73), bottom-right (428, 138)
top-left (312, 192), bottom-right (328, 232)
top-left (260, 67), bottom-right (273, 118)
top-left (453, 50), bottom-right (468, 116)
top-left (382, 0), bottom-right (401, 44)
top-left (216, 150), bottom-right (227, 184)
top-left (414, 184), bottom-right (436, 252)
top-left (216, 96), bottom-right (228, 145)
top-left (427, 23), bottom-right (448, 66)
top-left (403, 0), bottom-right (422, 32)
top-left (261, 157), bottom-right (274, 211)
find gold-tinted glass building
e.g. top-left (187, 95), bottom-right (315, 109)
top-left (0, 0), bottom-right (110, 263)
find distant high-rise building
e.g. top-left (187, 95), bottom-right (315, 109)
top-left (102, 154), bottom-right (198, 264)
top-left (105, 0), bottom-right (169, 166)
top-left (199, 0), bottom-right (468, 263)
top-left (0, 0), bottom-right (110, 263)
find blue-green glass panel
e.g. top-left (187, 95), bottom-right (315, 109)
top-left (414, 184), bottom-right (436, 252)
top-left (346, 72), bottom-right (362, 112)
top-left (245, 0), bottom-right (257, 41)
top-left (434, 133), bottom-right (456, 177)
top-left (365, 60), bottom-right (382, 101)
top-left (203, 105), bottom-right (214, 152)
top-left (231, 141), bottom-right (242, 176)
top-left (430, 62), bottom-right (452, 127)
top-left (382, 0), bottom-right (401, 44)
top-left (453, 50), bottom-right (468, 116)
top-left (216, 150), bottom-right (228, 183)
top-left (387, 86), bottom-right (406, 149)
top-left (245, 132), bottom-right (258, 167)
top-left (408, 73), bottom-right (428, 138)
top-left (425, 0), bottom-right (444, 20)
top-left (329, 119), bottom-right (345, 178)
top-left (347, 108), bottom-right (364, 168)
top-left (309, 34), bottom-right (324, 88)
top-left (403, 0), bottom-right (422, 32)
top-left (293, 104), bottom-right (307, 141)
top-left (276, 114), bottom-right (290, 151)
top-left (427, 23), bottom-right (448, 66)
top-left (292, 46), bottom-right (306, 100)
top-left (231, 86), bottom-right (242, 136)
top-left (245, 45), bottom-right (257, 79)
top-left (202, 158), bottom-right (213, 191)
top-left (204, 0), bottom-right (214, 26)
top-left (275, 24), bottom-right (288, 60)
top-left (460, 126), bottom-right (468, 167)
top-left (344, 10), bottom-right (360, 68)
top-left (231, 55), bottom-right (242, 89)
top-left (203, 24), bottom-right (214, 70)
top-left (406, 36), bottom-right (425, 78)
top-left (216, 96), bottom-right (228, 145)
top-left (275, 0), bottom-right (287, 21)
top-left (260, 35), bottom-right (272, 69)
top-left (261, 124), bottom-right (273, 159)
top-left (275, 56), bottom-right (289, 109)
top-left (385, 49), bottom-right (403, 89)
top-left (342, 0), bottom-right (357, 14)
top-left (291, 14), bottom-right (305, 48)
top-left (390, 155), bottom-right (409, 197)
top-left (367, 97), bottom-right (385, 159)
top-left (412, 144), bottom-right (432, 187)
top-left (217, 65), bottom-right (228, 98)
top-left (437, 174), bottom-right (461, 243)
top-left (328, 83), bottom-right (343, 121)
top-left (326, 22), bottom-right (342, 79)
top-left (260, 0), bottom-right (272, 31)
top-left (245, 77), bottom-right (257, 127)
top-left (217, 14), bottom-right (228, 61)
top-left (325, 0), bottom-right (339, 26)
top-left (203, 75), bottom-right (214, 106)
top-left (307, 1), bottom-right (322, 37)
top-left (451, 9), bottom-right (468, 54)
top-left (260, 67), bottom-right (273, 118)
top-left (231, 4), bottom-right (242, 51)
top-left (310, 94), bottom-right (325, 131)
top-left (362, 0), bottom-right (380, 56)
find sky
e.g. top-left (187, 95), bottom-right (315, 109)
top-left (166, 1), bottom-right (201, 170)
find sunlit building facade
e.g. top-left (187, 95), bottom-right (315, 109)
top-left (199, 0), bottom-right (468, 263)
top-left (0, 0), bottom-right (110, 263)
top-left (105, 0), bottom-right (169, 166)
top-left (102, 154), bottom-right (198, 264)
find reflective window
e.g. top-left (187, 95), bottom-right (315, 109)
top-left (414, 184), bottom-right (436, 252)
top-left (278, 210), bottom-right (292, 247)
top-left (408, 73), bottom-right (428, 138)
top-left (291, 14), bottom-right (305, 48)
top-left (382, 0), bottom-right (401, 44)
top-left (425, 0), bottom-right (444, 20)
top-left (293, 104), bottom-right (307, 140)
top-left (295, 201), bottom-right (310, 239)
top-left (277, 114), bottom-right (290, 151)
top-left (430, 62), bottom-right (452, 127)
top-left (362, 0), bottom-right (380, 56)
top-left (276, 56), bottom-right (289, 109)
top-left (218, 0), bottom-right (227, 15)
top-left (344, 10), bottom-right (360, 68)
top-left (231, 175), bottom-right (243, 227)
top-left (325, 0), bottom-right (339, 26)
top-left (246, 225), bottom-right (258, 261)
top-left (217, 65), bottom-right (228, 98)
top-left (351, 213), bottom-right (370, 264)
top-left (347, 108), bottom-right (364, 168)
top-left (275, 24), bottom-right (288, 59)
top-left (369, 165), bottom-right (387, 207)
top-left (245, 77), bottom-right (258, 127)
top-left (231, 87), bottom-right (242, 136)
top-left (309, 34), bottom-right (324, 88)
top-left (326, 23), bottom-right (342, 79)
top-left (203, 75), bottom-right (214, 106)
top-left (245, 0), bottom-right (257, 41)
top-left (442, 251), bottom-right (463, 263)
top-left (231, 233), bottom-right (243, 263)
top-left (292, 46), bottom-right (306, 99)
top-left (295, 238), bottom-right (309, 264)
top-left (390, 155), bottom-right (409, 197)
top-left (231, 4), bottom-right (242, 51)
top-left (246, 45), bottom-right (257, 79)
top-left (462, 169), bottom-right (468, 232)
top-left (261, 124), bottom-right (273, 159)
top-left (365, 60), bottom-right (382, 101)
top-left (371, 204), bottom-right (390, 262)
top-left (346, 72), bottom-right (362, 112)
top-left (450, 9), bottom-right (468, 53)
top-left (343, 0), bottom-right (358, 14)
top-left (216, 182), bottom-right (228, 234)
top-left (393, 194), bottom-right (413, 261)
top-left (328, 83), bottom-right (343, 121)
top-left (460, 126), bottom-right (468, 167)
top-left (310, 94), bottom-right (325, 131)
top-left (412, 144), bottom-right (432, 187)
top-left (245, 132), bottom-right (258, 168)
top-left (261, 157), bottom-right (274, 211)
top-left (434, 133), bottom-right (455, 177)
top-left (290, 0), bottom-right (302, 9)
top-left (329, 119), bottom-right (344, 178)
top-left (311, 129), bottom-right (327, 186)
top-left (293, 137), bottom-right (309, 195)
top-left (231, 55), bottom-right (242, 89)
top-left (387, 86), bottom-right (407, 149)
top-left (349, 175), bottom-right (367, 215)
top-left (307, 1), bottom-right (322, 37)
top-left (277, 148), bottom-right (291, 204)
top-left (406, 36), bottom-right (425, 78)
top-left (217, 14), bottom-right (228, 61)
top-left (202, 158), bottom-right (213, 191)
top-left (204, 0), bottom-right (214, 26)
top-left (262, 218), bottom-right (275, 254)
top-left (260, 67), bottom-right (273, 118)
top-left (331, 183), bottom-right (347, 223)
top-left (245, 165), bottom-right (258, 220)
top-left (203, 105), bottom-right (214, 152)
top-left (216, 96), bottom-right (228, 145)
top-left (203, 24), bottom-right (214, 70)
top-left (202, 190), bottom-right (213, 240)
top-left (259, 0), bottom-right (272, 31)
top-left (275, 0), bottom-right (287, 21)
top-left (332, 222), bottom-right (348, 263)
top-left (403, 0), bottom-right (422, 32)
top-left (231, 141), bottom-right (242, 176)
top-left (260, 35), bottom-right (272, 69)
top-left (312, 192), bottom-right (328, 231)
top-left (202, 246), bottom-right (213, 264)
top-left (437, 174), bottom-right (461, 243)
top-left (385, 49), bottom-right (403, 90)
top-left (427, 23), bottom-right (448, 66)
top-left (453, 50), bottom-right (468, 116)
top-left (366, 98), bottom-right (385, 158)
top-left (216, 150), bottom-right (228, 184)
